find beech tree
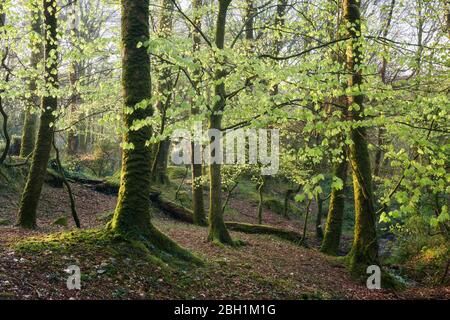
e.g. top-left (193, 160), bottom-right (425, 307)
top-left (343, 0), bottom-right (379, 275)
top-left (108, 0), bottom-right (195, 262)
top-left (20, 0), bottom-right (42, 158)
top-left (17, 0), bottom-right (59, 229)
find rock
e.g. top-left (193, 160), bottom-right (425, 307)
top-left (52, 216), bottom-right (68, 227)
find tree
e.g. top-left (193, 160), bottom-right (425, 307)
top-left (0, 1), bottom-right (10, 165)
top-left (321, 157), bottom-right (348, 255)
top-left (151, 0), bottom-right (174, 184)
top-left (190, 0), bottom-right (206, 226)
top-left (17, 0), bottom-right (59, 229)
top-left (207, 0), bottom-right (234, 245)
top-left (343, 0), bottom-right (379, 275)
top-left (320, 0), bottom-right (348, 255)
top-left (66, 0), bottom-right (81, 155)
top-left (108, 0), bottom-right (195, 262)
top-left (20, 0), bottom-right (42, 158)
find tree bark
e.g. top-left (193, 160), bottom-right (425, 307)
top-left (108, 1), bottom-right (196, 265)
top-left (151, 0), bottom-right (174, 184)
top-left (373, 0), bottom-right (395, 178)
top-left (17, 0), bottom-right (59, 229)
top-left (257, 176), bottom-right (265, 224)
top-left (343, 0), bottom-right (379, 275)
top-left (67, 0), bottom-right (80, 156)
top-left (321, 159), bottom-right (348, 254)
top-left (189, 0), bottom-right (207, 226)
top-left (0, 6), bottom-right (9, 165)
top-left (207, 0), bottom-right (234, 245)
top-left (20, 1), bottom-right (42, 158)
top-left (108, 0), bottom-right (155, 234)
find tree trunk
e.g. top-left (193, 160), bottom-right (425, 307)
top-left (67, 0), bottom-right (80, 156)
top-left (108, 1), bottom-right (195, 265)
top-left (150, 0), bottom-right (174, 184)
top-left (257, 176), bottom-right (265, 224)
top-left (207, 0), bottom-right (234, 245)
top-left (0, 5), bottom-right (10, 165)
top-left (321, 159), bottom-right (348, 255)
top-left (20, 1), bottom-right (42, 158)
top-left (244, 0), bottom-right (255, 41)
top-left (152, 138), bottom-right (170, 184)
top-left (190, 0), bottom-right (207, 226)
top-left (343, 0), bottom-right (379, 275)
top-left (373, 0), bottom-right (395, 178)
top-left (17, 0), bottom-right (59, 229)
top-left (315, 194), bottom-right (324, 239)
top-left (108, 0), bottom-right (155, 234)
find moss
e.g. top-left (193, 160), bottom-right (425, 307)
top-left (17, 0), bottom-right (59, 229)
top-left (15, 229), bottom-right (110, 254)
top-left (96, 210), bottom-right (114, 222)
top-left (109, 0), bottom-right (198, 265)
top-left (344, 0), bottom-right (379, 276)
top-left (263, 197), bottom-right (285, 215)
top-left (15, 228), bottom-right (202, 268)
top-left (0, 218), bottom-right (11, 226)
top-left (0, 164), bottom-right (27, 192)
top-left (321, 160), bottom-right (348, 255)
top-left (52, 216), bottom-right (68, 227)
top-left (167, 166), bottom-right (188, 180)
top-left (225, 222), bottom-right (302, 244)
top-left (19, 1), bottom-right (42, 158)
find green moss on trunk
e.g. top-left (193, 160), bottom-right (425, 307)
top-left (207, 114), bottom-right (233, 245)
top-left (151, 139), bottom-right (170, 184)
top-left (108, 0), bottom-right (197, 264)
top-left (206, 0), bottom-right (234, 245)
top-left (321, 159), bottom-right (348, 255)
top-left (17, 0), bottom-right (58, 229)
top-left (343, 0), bottom-right (379, 276)
top-left (20, 0), bottom-right (42, 158)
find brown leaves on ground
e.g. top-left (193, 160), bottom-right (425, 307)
top-left (0, 183), bottom-right (448, 300)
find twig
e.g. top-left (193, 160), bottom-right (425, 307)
top-left (52, 134), bottom-right (81, 228)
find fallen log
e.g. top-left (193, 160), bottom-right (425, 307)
top-left (150, 197), bottom-right (303, 244)
top-left (151, 194), bottom-right (194, 224)
top-left (224, 222), bottom-right (302, 244)
top-left (92, 180), bottom-right (303, 244)
top-left (93, 181), bottom-right (119, 195)
top-left (45, 168), bottom-right (65, 188)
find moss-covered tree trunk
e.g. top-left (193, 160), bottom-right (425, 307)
top-left (108, 1), bottom-right (196, 264)
top-left (0, 3), bottom-right (10, 165)
top-left (20, 1), bottom-right (42, 158)
top-left (109, 0), bottom-right (155, 234)
top-left (151, 0), bottom-right (174, 184)
top-left (207, 0), bottom-right (233, 245)
top-left (321, 159), bottom-right (348, 254)
top-left (17, 0), bottom-right (59, 229)
top-left (343, 0), bottom-right (379, 275)
top-left (315, 194), bottom-right (324, 239)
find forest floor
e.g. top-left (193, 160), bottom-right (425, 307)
top-left (0, 181), bottom-right (449, 300)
